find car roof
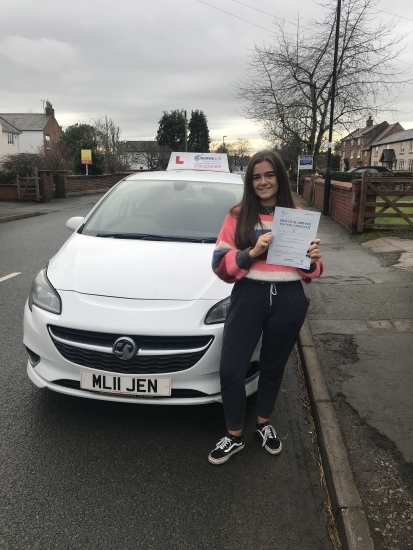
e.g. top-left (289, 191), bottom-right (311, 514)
top-left (124, 170), bottom-right (243, 185)
top-left (350, 166), bottom-right (389, 171)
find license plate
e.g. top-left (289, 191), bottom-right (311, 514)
top-left (80, 372), bottom-right (171, 396)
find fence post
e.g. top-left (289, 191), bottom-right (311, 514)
top-left (357, 172), bottom-right (368, 232)
top-left (16, 174), bottom-right (20, 200)
top-left (34, 167), bottom-right (40, 201)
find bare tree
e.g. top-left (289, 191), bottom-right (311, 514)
top-left (93, 115), bottom-right (130, 173)
top-left (128, 140), bottom-right (171, 170)
top-left (236, 0), bottom-right (411, 167)
top-left (209, 139), bottom-right (223, 153)
top-left (0, 142), bottom-right (72, 175)
top-left (38, 142), bottom-right (73, 172)
top-left (231, 138), bottom-right (253, 170)
top-left (1, 152), bottom-right (41, 175)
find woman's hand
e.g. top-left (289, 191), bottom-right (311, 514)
top-left (307, 239), bottom-right (322, 264)
top-left (249, 232), bottom-right (274, 258)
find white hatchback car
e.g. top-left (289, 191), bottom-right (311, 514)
top-left (24, 155), bottom-right (261, 404)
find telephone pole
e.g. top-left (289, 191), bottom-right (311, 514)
top-left (323, 0), bottom-right (342, 215)
top-left (184, 110), bottom-right (188, 152)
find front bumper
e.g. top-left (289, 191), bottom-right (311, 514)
top-left (24, 291), bottom-right (260, 405)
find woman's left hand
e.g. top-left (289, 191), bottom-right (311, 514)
top-left (307, 239), bottom-right (322, 264)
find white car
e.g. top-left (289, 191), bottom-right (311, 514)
top-left (24, 155), bottom-right (261, 404)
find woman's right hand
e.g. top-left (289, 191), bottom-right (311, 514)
top-left (249, 232), bottom-right (274, 259)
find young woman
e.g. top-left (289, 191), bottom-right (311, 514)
top-left (209, 150), bottom-right (322, 465)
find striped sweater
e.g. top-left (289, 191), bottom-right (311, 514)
top-left (212, 207), bottom-right (323, 284)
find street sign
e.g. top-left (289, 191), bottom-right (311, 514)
top-left (298, 155), bottom-right (313, 170)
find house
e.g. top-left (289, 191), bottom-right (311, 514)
top-left (340, 117), bottom-right (404, 171)
top-left (368, 129), bottom-right (413, 171)
top-left (125, 140), bottom-right (170, 170)
top-left (0, 116), bottom-right (21, 158)
top-left (0, 101), bottom-right (62, 157)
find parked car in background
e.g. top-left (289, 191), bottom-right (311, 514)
top-left (347, 166), bottom-right (393, 175)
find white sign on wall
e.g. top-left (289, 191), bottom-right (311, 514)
top-left (167, 152), bottom-right (230, 172)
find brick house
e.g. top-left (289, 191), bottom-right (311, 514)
top-left (340, 116), bottom-right (404, 171)
top-left (368, 129), bottom-right (413, 171)
top-left (0, 101), bottom-right (62, 156)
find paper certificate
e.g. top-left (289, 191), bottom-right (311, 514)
top-left (266, 207), bottom-right (321, 269)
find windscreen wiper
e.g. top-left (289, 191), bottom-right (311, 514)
top-left (96, 233), bottom-right (169, 240)
top-left (95, 233), bottom-right (216, 243)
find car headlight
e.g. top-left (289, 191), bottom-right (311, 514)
top-left (204, 297), bottom-right (230, 325)
top-left (28, 267), bottom-right (62, 314)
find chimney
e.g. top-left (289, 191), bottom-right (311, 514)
top-left (366, 115), bottom-right (373, 127)
top-left (45, 100), bottom-right (55, 118)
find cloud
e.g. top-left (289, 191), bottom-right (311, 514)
top-left (0, 0), bottom-right (411, 149)
top-left (0, 36), bottom-right (79, 74)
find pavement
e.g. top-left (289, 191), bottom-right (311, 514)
top-left (1, 194), bottom-right (413, 550)
top-left (0, 194), bottom-right (104, 223)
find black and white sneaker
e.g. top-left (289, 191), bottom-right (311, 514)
top-left (256, 422), bottom-right (282, 455)
top-left (208, 433), bottom-right (245, 465)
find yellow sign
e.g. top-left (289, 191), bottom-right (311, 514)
top-left (81, 149), bottom-right (92, 165)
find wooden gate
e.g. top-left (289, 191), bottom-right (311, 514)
top-left (16, 167), bottom-right (40, 201)
top-left (357, 171), bottom-right (413, 232)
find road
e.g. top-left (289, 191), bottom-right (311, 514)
top-left (0, 203), bottom-right (334, 550)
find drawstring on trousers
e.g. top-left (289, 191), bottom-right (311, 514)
top-left (270, 283), bottom-right (277, 306)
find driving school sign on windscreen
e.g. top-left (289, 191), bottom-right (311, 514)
top-left (167, 152), bottom-right (230, 172)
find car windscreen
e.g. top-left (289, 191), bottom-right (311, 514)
top-left (81, 178), bottom-right (243, 241)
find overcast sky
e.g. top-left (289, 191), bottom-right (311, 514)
top-left (1, 0), bottom-right (412, 150)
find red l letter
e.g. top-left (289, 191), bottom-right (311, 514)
top-left (176, 156), bottom-right (184, 164)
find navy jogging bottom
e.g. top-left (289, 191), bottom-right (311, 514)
top-left (220, 278), bottom-right (309, 431)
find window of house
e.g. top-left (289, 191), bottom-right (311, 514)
top-left (7, 133), bottom-right (14, 145)
top-left (374, 147), bottom-right (378, 156)
top-left (387, 144), bottom-right (390, 149)
top-left (393, 161), bottom-right (397, 170)
top-left (351, 139), bottom-right (354, 146)
top-left (410, 140), bottom-right (413, 152)
top-left (409, 159), bottom-right (413, 170)
top-left (400, 142), bottom-right (404, 153)
top-left (45, 135), bottom-right (51, 149)
top-left (399, 160), bottom-right (404, 170)
top-left (357, 149), bottom-right (361, 158)
top-left (350, 150), bottom-right (354, 158)
top-left (373, 162), bottom-right (378, 166)
top-left (364, 151), bottom-right (367, 157)
top-left (357, 138), bottom-right (361, 145)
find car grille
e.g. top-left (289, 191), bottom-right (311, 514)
top-left (48, 325), bottom-right (213, 375)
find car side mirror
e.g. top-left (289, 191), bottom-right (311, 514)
top-left (66, 217), bottom-right (85, 231)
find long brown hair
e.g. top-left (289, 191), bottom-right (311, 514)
top-left (230, 150), bottom-right (295, 249)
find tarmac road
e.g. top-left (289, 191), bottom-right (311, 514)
top-left (0, 204), bottom-right (335, 550)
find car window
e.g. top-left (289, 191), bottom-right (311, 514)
top-left (81, 178), bottom-right (243, 240)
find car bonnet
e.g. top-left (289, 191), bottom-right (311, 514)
top-left (46, 233), bottom-right (228, 301)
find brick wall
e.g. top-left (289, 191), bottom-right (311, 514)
top-left (302, 177), bottom-right (364, 232)
top-left (65, 173), bottom-right (132, 196)
top-left (38, 170), bottom-right (54, 202)
top-left (302, 177), bottom-right (325, 210)
top-left (329, 181), bottom-right (358, 232)
top-left (0, 185), bottom-right (18, 200)
top-left (0, 172), bottom-right (136, 202)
